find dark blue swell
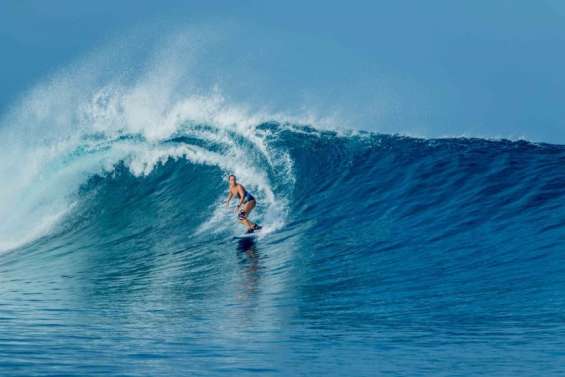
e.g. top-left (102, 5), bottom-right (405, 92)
top-left (1, 124), bottom-right (564, 376)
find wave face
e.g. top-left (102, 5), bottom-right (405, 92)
top-left (1, 115), bottom-right (564, 376)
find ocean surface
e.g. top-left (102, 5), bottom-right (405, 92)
top-left (1, 112), bottom-right (565, 376)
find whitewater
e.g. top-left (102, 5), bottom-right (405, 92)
top-left (0, 35), bottom-right (564, 377)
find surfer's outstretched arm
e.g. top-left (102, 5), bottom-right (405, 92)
top-left (225, 191), bottom-right (233, 208)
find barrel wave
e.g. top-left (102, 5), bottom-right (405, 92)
top-left (1, 113), bottom-right (564, 375)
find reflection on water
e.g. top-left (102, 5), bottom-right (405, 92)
top-left (236, 237), bottom-right (257, 254)
top-left (236, 237), bottom-right (260, 300)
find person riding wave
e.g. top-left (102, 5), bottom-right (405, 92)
top-left (225, 175), bottom-right (262, 233)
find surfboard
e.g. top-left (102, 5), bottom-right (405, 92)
top-left (232, 225), bottom-right (262, 239)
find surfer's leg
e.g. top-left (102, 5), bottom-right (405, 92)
top-left (238, 212), bottom-right (252, 227)
top-left (240, 219), bottom-right (253, 229)
top-left (238, 203), bottom-right (255, 230)
top-left (243, 200), bottom-right (256, 216)
top-left (240, 201), bottom-right (256, 229)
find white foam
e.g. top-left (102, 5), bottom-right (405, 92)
top-left (0, 31), bottom-right (312, 253)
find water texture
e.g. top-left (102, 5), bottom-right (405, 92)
top-left (1, 31), bottom-right (564, 375)
top-left (1, 113), bottom-right (564, 375)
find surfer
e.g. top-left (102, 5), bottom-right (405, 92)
top-left (225, 175), bottom-right (262, 233)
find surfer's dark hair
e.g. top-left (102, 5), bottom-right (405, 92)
top-left (229, 175), bottom-right (236, 181)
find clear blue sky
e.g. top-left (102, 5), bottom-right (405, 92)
top-left (1, 0), bottom-right (565, 143)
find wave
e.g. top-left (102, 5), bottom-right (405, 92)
top-left (3, 113), bottom-right (564, 262)
top-left (2, 115), bottom-right (565, 374)
top-left (2, 27), bottom-right (565, 377)
top-left (0, 79), bottom-right (294, 252)
top-left (0, 34), bottom-right (563, 290)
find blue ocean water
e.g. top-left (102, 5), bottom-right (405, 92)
top-left (1, 117), bottom-right (564, 376)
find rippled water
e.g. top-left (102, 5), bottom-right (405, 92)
top-left (1, 120), bottom-right (564, 376)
